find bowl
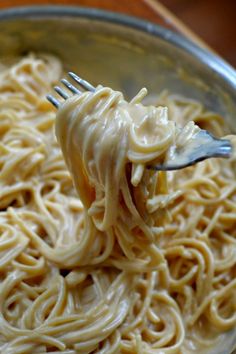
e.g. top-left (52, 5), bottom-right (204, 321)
top-left (0, 6), bottom-right (236, 128)
top-left (0, 5), bottom-right (235, 354)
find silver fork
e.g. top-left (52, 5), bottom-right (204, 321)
top-left (47, 72), bottom-right (232, 171)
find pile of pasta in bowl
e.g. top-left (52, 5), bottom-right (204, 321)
top-left (0, 54), bottom-right (235, 354)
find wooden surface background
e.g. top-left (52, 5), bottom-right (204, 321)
top-left (160, 0), bottom-right (236, 67)
top-left (0, 0), bottom-right (235, 68)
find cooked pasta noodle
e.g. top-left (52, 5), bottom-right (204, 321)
top-left (0, 54), bottom-right (235, 354)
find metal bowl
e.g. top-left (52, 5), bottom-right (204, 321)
top-left (0, 6), bottom-right (235, 354)
top-left (0, 6), bottom-right (236, 127)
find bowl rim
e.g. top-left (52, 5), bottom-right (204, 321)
top-left (0, 5), bottom-right (235, 91)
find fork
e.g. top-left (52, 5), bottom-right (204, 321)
top-left (47, 72), bottom-right (232, 171)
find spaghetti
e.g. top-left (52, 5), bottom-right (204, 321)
top-left (0, 54), bottom-right (235, 354)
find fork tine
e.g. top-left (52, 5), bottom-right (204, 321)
top-left (68, 72), bottom-right (95, 91)
top-left (61, 79), bottom-right (81, 94)
top-left (46, 94), bottom-right (60, 108)
top-left (54, 86), bottom-right (70, 100)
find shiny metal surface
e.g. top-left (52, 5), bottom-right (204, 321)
top-left (0, 6), bottom-right (235, 354)
top-left (0, 6), bottom-right (236, 130)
